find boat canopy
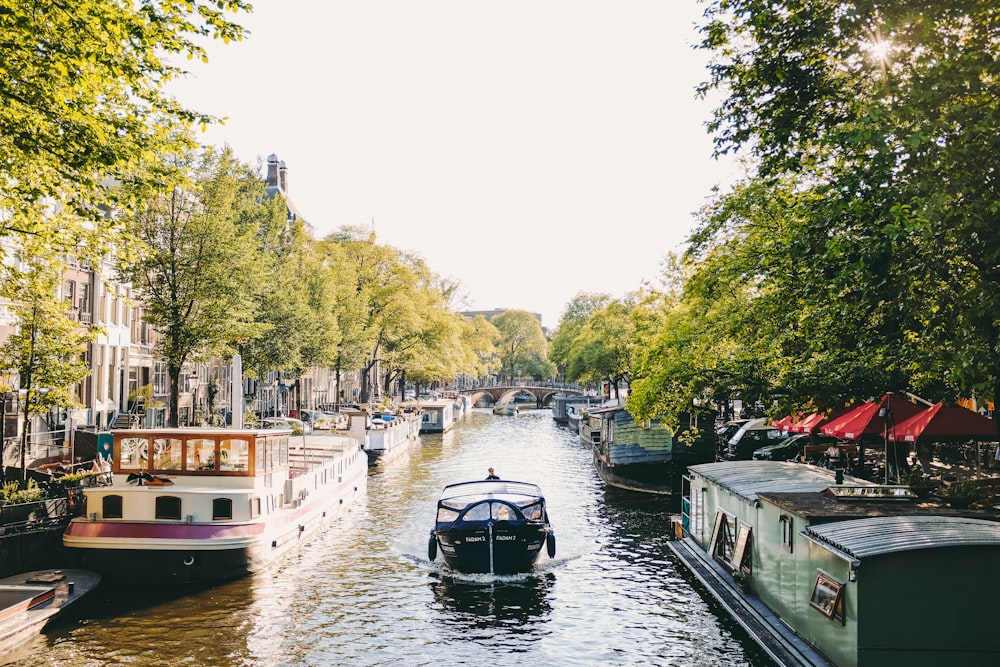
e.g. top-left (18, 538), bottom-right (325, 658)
top-left (439, 480), bottom-right (543, 503)
top-left (436, 480), bottom-right (546, 523)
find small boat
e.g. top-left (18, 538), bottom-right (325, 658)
top-left (62, 427), bottom-right (367, 585)
top-left (427, 479), bottom-right (555, 574)
top-left (492, 402), bottom-right (518, 416)
top-left (0, 568), bottom-right (101, 658)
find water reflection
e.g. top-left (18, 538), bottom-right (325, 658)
top-left (429, 571), bottom-right (554, 634)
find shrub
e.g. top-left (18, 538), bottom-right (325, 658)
top-left (1, 479), bottom-right (46, 504)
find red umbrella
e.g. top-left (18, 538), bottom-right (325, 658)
top-left (771, 414), bottom-right (797, 431)
top-left (889, 402), bottom-right (998, 443)
top-left (790, 412), bottom-right (826, 434)
top-left (820, 393), bottom-right (925, 441)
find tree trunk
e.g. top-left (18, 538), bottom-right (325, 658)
top-left (168, 365), bottom-right (181, 428)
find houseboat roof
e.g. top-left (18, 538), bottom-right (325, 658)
top-left (687, 461), bottom-right (874, 502)
top-left (759, 488), bottom-right (1000, 521)
top-left (804, 515), bottom-right (1000, 560)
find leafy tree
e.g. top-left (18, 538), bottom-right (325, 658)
top-left (122, 147), bottom-right (260, 426)
top-left (0, 0), bottom-right (250, 266)
top-left (491, 310), bottom-right (553, 382)
top-left (550, 292), bottom-right (611, 382)
top-left (694, 1), bottom-right (1000, 436)
top-left (0, 231), bottom-right (94, 479)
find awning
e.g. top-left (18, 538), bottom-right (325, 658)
top-left (888, 402), bottom-right (998, 443)
top-left (820, 393), bottom-right (925, 441)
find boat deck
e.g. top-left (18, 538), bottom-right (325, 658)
top-left (667, 535), bottom-right (832, 667)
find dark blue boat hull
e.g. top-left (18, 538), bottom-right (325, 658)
top-left (433, 524), bottom-right (550, 574)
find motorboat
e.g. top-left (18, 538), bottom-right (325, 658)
top-left (492, 403), bottom-right (518, 416)
top-left (62, 428), bottom-right (367, 585)
top-left (427, 479), bottom-right (555, 574)
top-left (0, 568), bottom-right (100, 658)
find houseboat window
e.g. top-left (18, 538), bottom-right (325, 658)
top-left (809, 573), bottom-right (845, 624)
top-left (119, 437), bottom-right (149, 470)
top-left (102, 495), bottom-right (123, 519)
top-left (154, 496), bottom-right (182, 520)
top-left (279, 436), bottom-right (289, 466)
top-left (780, 515), bottom-right (794, 553)
top-left (152, 438), bottom-right (183, 471)
top-left (250, 496), bottom-right (261, 518)
top-left (212, 498), bottom-right (233, 520)
top-left (732, 525), bottom-right (752, 574)
top-left (709, 510), bottom-right (736, 567)
top-left (186, 438), bottom-right (216, 471)
top-left (255, 438), bottom-right (266, 472)
top-left (219, 439), bottom-right (249, 471)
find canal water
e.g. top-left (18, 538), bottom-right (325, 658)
top-left (4, 409), bottom-right (772, 666)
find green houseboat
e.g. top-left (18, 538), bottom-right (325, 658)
top-left (673, 461), bottom-right (1000, 666)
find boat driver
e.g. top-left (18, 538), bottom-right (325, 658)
top-left (486, 467), bottom-right (500, 480)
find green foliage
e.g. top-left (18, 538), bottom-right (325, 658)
top-left (937, 480), bottom-right (981, 500)
top-left (674, 0), bottom-right (1000, 417)
top-left (0, 0), bottom-right (251, 274)
top-left (0, 233), bottom-right (95, 423)
top-left (121, 146), bottom-right (263, 425)
top-left (492, 310), bottom-right (554, 381)
top-left (1, 479), bottom-right (45, 505)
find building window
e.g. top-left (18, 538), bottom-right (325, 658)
top-left (153, 362), bottom-right (168, 396)
top-left (64, 279), bottom-right (76, 308)
top-left (780, 515), bottom-right (794, 553)
top-left (79, 283), bottom-right (91, 321)
top-left (212, 498), bottom-right (233, 520)
top-left (102, 495), bottom-right (123, 519)
top-left (154, 496), bottom-right (182, 520)
top-left (809, 573), bottom-right (845, 624)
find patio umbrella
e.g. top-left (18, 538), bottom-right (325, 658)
top-left (771, 414), bottom-right (797, 431)
top-left (888, 402), bottom-right (998, 443)
top-left (790, 405), bottom-right (858, 434)
top-left (820, 393), bottom-right (926, 441)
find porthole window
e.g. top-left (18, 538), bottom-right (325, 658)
top-left (155, 496), bottom-right (182, 520)
top-left (102, 495), bottom-right (123, 519)
top-left (212, 497), bottom-right (233, 520)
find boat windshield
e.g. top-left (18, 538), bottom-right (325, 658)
top-left (437, 498), bottom-right (544, 524)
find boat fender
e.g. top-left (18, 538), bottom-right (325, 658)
top-left (546, 533), bottom-right (556, 558)
top-left (427, 535), bottom-right (438, 561)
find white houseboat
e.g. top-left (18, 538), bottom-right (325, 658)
top-left (62, 427), bottom-right (367, 585)
top-left (346, 410), bottom-right (422, 465)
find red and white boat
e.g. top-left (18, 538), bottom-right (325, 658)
top-left (63, 427), bottom-right (367, 585)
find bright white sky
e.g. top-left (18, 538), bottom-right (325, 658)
top-left (168, 1), bottom-right (738, 329)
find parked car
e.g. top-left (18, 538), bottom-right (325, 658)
top-left (727, 418), bottom-right (789, 460)
top-left (752, 433), bottom-right (841, 461)
top-left (261, 416), bottom-right (312, 435)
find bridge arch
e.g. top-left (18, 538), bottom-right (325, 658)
top-left (460, 386), bottom-right (586, 408)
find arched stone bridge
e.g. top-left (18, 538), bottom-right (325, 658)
top-left (458, 385), bottom-right (586, 408)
